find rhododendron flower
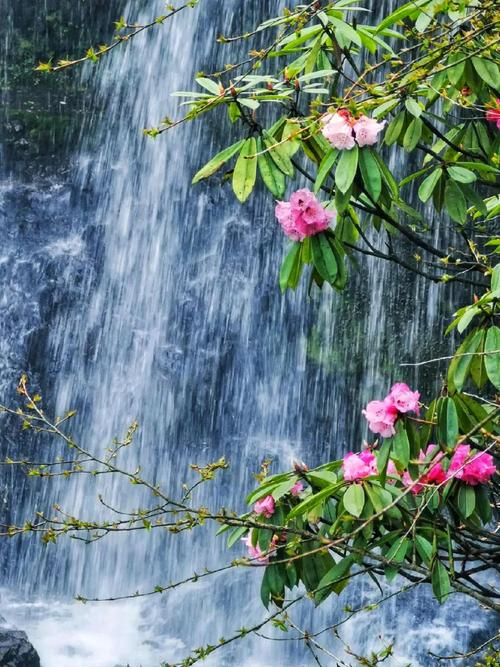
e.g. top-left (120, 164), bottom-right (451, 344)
top-left (352, 115), bottom-right (386, 147)
top-left (290, 481), bottom-right (304, 497)
top-left (448, 445), bottom-right (496, 485)
top-left (421, 445), bottom-right (446, 484)
top-left (485, 100), bottom-right (500, 128)
top-left (242, 533), bottom-right (271, 563)
top-left (362, 398), bottom-right (398, 437)
top-left (275, 189), bottom-right (334, 241)
top-left (388, 383), bottom-right (420, 414)
top-left (342, 450), bottom-right (377, 481)
top-left (321, 111), bottom-right (356, 150)
top-left (402, 470), bottom-right (425, 495)
top-left (254, 494), bottom-right (275, 517)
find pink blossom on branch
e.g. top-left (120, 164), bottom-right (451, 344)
top-left (321, 110), bottom-right (385, 150)
top-left (342, 450), bottom-right (377, 481)
top-left (362, 398), bottom-right (398, 438)
top-left (352, 115), bottom-right (386, 147)
top-left (290, 481), bottom-right (304, 497)
top-left (388, 383), bottom-right (420, 415)
top-left (242, 533), bottom-right (277, 564)
top-left (254, 494), bottom-right (275, 517)
top-left (447, 444), bottom-right (496, 486)
top-left (275, 189), bottom-right (334, 241)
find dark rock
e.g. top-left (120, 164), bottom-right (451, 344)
top-left (0, 616), bottom-right (40, 667)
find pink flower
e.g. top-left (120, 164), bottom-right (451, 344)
top-left (402, 470), bottom-right (425, 495)
top-left (352, 115), bottom-right (386, 147)
top-left (242, 533), bottom-right (270, 563)
top-left (362, 398), bottom-right (398, 438)
top-left (388, 383), bottom-right (420, 414)
top-left (421, 444), bottom-right (446, 484)
top-left (290, 481), bottom-right (304, 497)
top-left (448, 444), bottom-right (496, 486)
top-left (321, 112), bottom-right (356, 150)
top-left (275, 189), bottom-right (334, 241)
top-left (254, 494), bottom-right (275, 518)
top-left (386, 459), bottom-right (399, 478)
top-left (342, 450), bottom-right (377, 481)
top-left (486, 100), bottom-right (500, 129)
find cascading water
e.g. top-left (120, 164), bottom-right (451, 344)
top-left (0, 1), bottom-right (495, 665)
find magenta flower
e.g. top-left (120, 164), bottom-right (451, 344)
top-left (362, 398), bottom-right (398, 438)
top-left (421, 445), bottom-right (446, 484)
top-left (254, 494), bottom-right (275, 518)
top-left (275, 189), bottom-right (334, 241)
top-left (352, 115), bottom-right (386, 147)
top-left (388, 383), bottom-right (420, 414)
top-left (448, 444), bottom-right (496, 486)
top-left (290, 481), bottom-right (304, 497)
top-left (321, 112), bottom-right (356, 150)
top-left (342, 450), bottom-right (377, 481)
top-left (486, 100), bottom-right (500, 128)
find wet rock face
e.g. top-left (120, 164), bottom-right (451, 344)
top-left (0, 617), bottom-right (40, 667)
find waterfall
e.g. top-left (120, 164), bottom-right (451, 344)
top-left (0, 1), bottom-right (494, 665)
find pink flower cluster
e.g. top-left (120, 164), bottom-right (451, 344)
top-left (321, 110), bottom-right (385, 150)
top-left (343, 442), bottom-right (495, 492)
top-left (402, 444), bottom-right (495, 494)
top-left (447, 445), bottom-right (496, 486)
top-left (275, 189), bottom-right (334, 241)
top-left (363, 383), bottom-right (420, 438)
top-left (486, 100), bottom-right (500, 128)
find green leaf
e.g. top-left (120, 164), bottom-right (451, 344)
top-left (444, 179), bottom-right (467, 223)
top-left (457, 484), bottom-right (476, 519)
top-left (484, 326), bottom-right (500, 389)
top-left (232, 137), bottom-right (257, 203)
top-left (475, 485), bottom-right (492, 524)
top-left (376, 0), bottom-right (431, 33)
top-left (335, 145), bottom-right (359, 194)
top-left (447, 166), bottom-right (477, 184)
top-left (343, 484), bottom-right (365, 518)
top-left (432, 561), bottom-right (451, 604)
top-left (405, 97), bottom-right (422, 117)
top-left (196, 77), bottom-right (221, 95)
top-left (472, 57), bottom-right (500, 89)
top-left (192, 140), bottom-right (245, 183)
top-left (418, 168), bottom-right (442, 203)
top-left (281, 120), bottom-right (301, 157)
top-left (359, 148), bottom-right (382, 202)
top-left (311, 233), bottom-right (338, 285)
top-left (329, 17), bottom-right (362, 47)
top-left (287, 484), bottom-right (337, 520)
top-left (306, 470), bottom-right (338, 489)
top-left (314, 149), bottom-right (339, 193)
top-left (384, 112), bottom-right (405, 146)
top-left (403, 117), bottom-right (423, 152)
top-left (392, 421), bottom-right (410, 467)
top-left (227, 526), bottom-right (248, 549)
top-left (377, 438), bottom-right (392, 485)
top-left (315, 556), bottom-right (353, 604)
top-left (260, 568), bottom-right (272, 608)
top-left (415, 535), bottom-right (433, 566)
top-left (437, 397), bottom-right (459, 448)
top-left (279, 242), bottom-right (303, 293)
top-left (491, 265), bottom-right (500, 293)
top-left (447, 328), bottom-right (483, 393)
top-left (257, 138), bottom-right (285, 198)
top-left (263, 131), bottom-right (294, 177)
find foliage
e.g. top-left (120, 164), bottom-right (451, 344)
top-left (3, 0), bottom-right (499, 664)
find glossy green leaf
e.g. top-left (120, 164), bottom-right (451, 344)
top-left (448, 166), bottom-right (476, 184)
top-left (233, 137), bottom-right (257, 203)
top-left (263, 131), bottom-right (294, 177)
top-left (279, 242), bottom-right (303, 293)
top-left (472, 57), bottom-right (500, 89)
top-left (437, 397), bottom-right (459, 448)
top-left (418, 168), bottom-right (442, 202)
top-left (447, 328), bottom-right (484, 393)
top-left (287, 484), bottom-right (337, 520)
top-left (432, 561), bottom-right (451, 603)
top-left (343, 483), bottom-right (365, 518)
top-left (257, 138), bottom-right (286, 198)
top-left (415, 535), bottom-right (433, 566)
top-left (444, 179), bottom-right (467, 223)
top-left (315, 556), bottom-right (353, 604)
top-left (335, 145), bottom-right (359, 194)
top-left (384, 112), bottom-right (405, 146)
top-left (484, 326), bottom-right (500, 389)
top-left (392, 422), bottom-right (410, 467)
top-left (314, 149), bottom-right (339, 193)
top-left (192, 140), bottom-right (245, 183)
top-left (376, 0), bottom-right (431, 33)
top-left (311, 233), bottom-right (338, 285)
top-left (403, 117), bottom-right (423, 152)
top-left (359, 148), bottom-right (382, 201)
top-left (457, 484), bottom-right (476, 519)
